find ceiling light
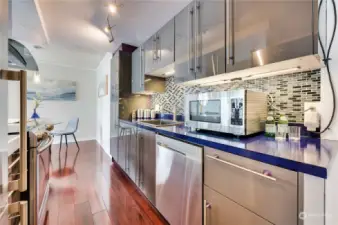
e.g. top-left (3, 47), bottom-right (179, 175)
top-left (165, 69), bottom-right (175, 76)
top-left (104, 26), bottom-right (110, 33)
top-left (108, 3), bottom-right (117, 14)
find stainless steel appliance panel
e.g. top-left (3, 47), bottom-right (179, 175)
top-left (185, 90), bottom-right (246, 135)
top-left (156, 135), bottom-right (202, 225)
top-left (185, 90), bottom-right (267, 135)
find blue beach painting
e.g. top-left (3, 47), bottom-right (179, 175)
top-left (27, 78), bottom-right (77, 101)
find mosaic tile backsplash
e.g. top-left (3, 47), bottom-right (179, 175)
top-left (151, 70), bottom-right (321, 123)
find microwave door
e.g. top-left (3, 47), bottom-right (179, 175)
top-left (189, 100), bottom-right (221, 124)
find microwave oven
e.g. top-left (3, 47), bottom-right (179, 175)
top-left (184, 90), bottom-right (267, 136)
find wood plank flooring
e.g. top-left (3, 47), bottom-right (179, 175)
top-left (44, 140), bottom-right (167, 225)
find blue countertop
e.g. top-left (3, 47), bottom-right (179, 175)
top-left (120, 119), bottom-right (338, 179)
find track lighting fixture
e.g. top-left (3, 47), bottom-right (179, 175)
top-left (105, 16), bottom-right (115, 43)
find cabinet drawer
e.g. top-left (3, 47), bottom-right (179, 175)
top-left (204, 147), bottom-right (298, 225)
top-left (204, 185), bottom-right (272, 225)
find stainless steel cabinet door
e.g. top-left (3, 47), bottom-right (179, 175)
top-left (204, 185), bottom-right (273, 225)
top-left (117, 129), bottom-right (127, 171)
top-left (131, 47), bottom-right (144, 94)
top-left (174, 2), bottom-right (196, 83)
top-left (144, 36), bottom-right (157, 74)
top-left (126, 128), bottom-right (138, 183)
top-left (157, 19), bottom-right (175, 71)
top-left (195, 0), bottom-right (225, 79)
top-left (227, 0), bottom-right (316, 72)
top-left (138, 129), bottom-right (156, 204)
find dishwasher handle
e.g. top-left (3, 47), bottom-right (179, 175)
top-left (157, 142), bottom-right (186, 156)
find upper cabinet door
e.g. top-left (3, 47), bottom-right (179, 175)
top-left (195, 0), bottom-right (226, 79)
top-left (156, 19), bottom-right (175, 71)
top-left (132, 47), bottom-right (144, 94)
top-left (226, 0), bottom-right (316, 72)
top-left (144, 36), bottom-right (156, 74)
top-left (174, 2), bottom-right (196, 83)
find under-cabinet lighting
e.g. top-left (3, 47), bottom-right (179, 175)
top-left (165, 69), bottom-right (175, 76)
top-left (144, 78), bottom-right (152, 83)
top-left (244, 67), bottom-right (301, 80)
top-left (199, 79), bottom-right (232, 87)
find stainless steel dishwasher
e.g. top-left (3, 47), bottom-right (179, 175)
top-left (156, 134), bottom-right (202, 225)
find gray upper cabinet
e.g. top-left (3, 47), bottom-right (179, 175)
top-left (144, 19), bottom-right (175, 76)
top-left (175, 0), bottom-right (226, 83)
top-left (195, 0), bottom-right (226, 79)
top-left (174, 2), bottom-right (196, 83)
top-left (132, 47), bottom-right (144, 94)
top-left (226, 0), bottom-right (317, 72)
top-left (144, 36), bottom-right (156, 74)
top-left (155, 19), bottom-right (175, 73)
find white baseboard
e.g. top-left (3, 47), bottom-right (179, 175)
top-left (52, 136), bottom-right (96, 144)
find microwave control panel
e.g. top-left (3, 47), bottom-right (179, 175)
top-left (231, 98), bottom-right (243, 126)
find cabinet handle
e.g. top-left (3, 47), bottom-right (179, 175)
top-left (203, 200), bottom-right (211, 225)
top-left (188, 7), bottom-right (195, 72)
top-left (156, 35), bottom-right (161, 60)
top-left (153, 36), bottom-right (157, 61)
top-left (140, 48), bottom-right (144, 87)
top-left (230, 0), bottom-right (235, 64)
top-left (157, 142), bottom-right (186, 156)
top-left (206, 155), bottom-right (277, 181)
top-left (195, 1), bottom-right (201, 72)
top-left (225, 0), bottom-right (234, 65)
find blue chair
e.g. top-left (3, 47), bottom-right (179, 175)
top-left (51, 117), bottom-right (80, 152)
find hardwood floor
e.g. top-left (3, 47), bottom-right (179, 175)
top-left (45, 140), bottom-right (167, 225)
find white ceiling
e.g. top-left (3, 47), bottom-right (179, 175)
top-left (10, 0), bottom-right (189, 69)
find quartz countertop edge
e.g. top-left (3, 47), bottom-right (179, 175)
top-left (120, 119), bottom-right (337, 179)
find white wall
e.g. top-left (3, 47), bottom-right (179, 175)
top-left (8, 63), bottom-right (97, 142)
top-left (319, 2), bottom-right (338, 225)
top-left (96, 53), bottom-right (112, 156)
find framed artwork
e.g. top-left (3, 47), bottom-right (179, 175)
top-left (27, 76), bottom-right (77, 101)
